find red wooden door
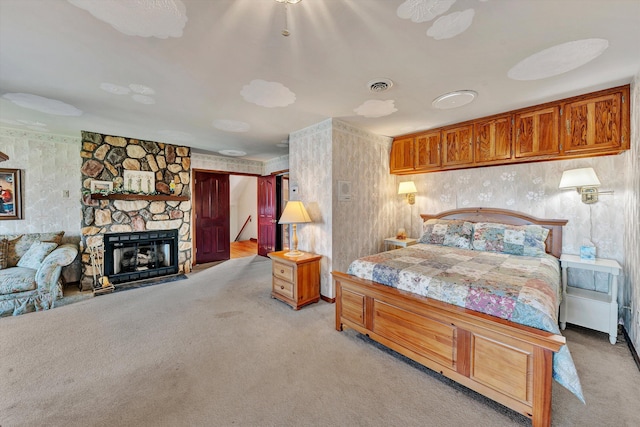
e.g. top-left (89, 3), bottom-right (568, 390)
top-left (195, 172), bottom-right (230, 263)
top-left (257, 175), bottom-right (276, 256)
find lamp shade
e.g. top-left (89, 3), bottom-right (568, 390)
top-left (398, 181), bottom-right (417, 195)
top-left (559, 168), bottom-right (601, 189)
top-left (278, 201), bottom-right (311, 224)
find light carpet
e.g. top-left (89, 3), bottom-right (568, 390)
top-left (1, 255), bottom-right (638, 426)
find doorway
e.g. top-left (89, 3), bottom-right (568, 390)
top-left (193, 171), bottom-right (288, 265)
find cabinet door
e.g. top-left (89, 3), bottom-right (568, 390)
top-left (475, 115), bottom-right (512, 164)
top-left (514, 106), bottom-right (560, 158)
top-left (390, 137), bottom-right (415, 173)
top-left (442, 125), bottom-right (473, 167)
top-left (414, 131), bottom-right (441, 171)
top-left (562, 90), bottom-right (627, 154)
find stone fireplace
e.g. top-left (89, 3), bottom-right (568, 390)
top-left (80, 131), bottom-right (192, 290)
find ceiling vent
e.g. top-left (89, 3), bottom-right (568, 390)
top-left (368, 78), bottom-right (394, 93)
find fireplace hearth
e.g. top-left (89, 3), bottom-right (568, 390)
top-left (104, 230), bottom-right (179, 285)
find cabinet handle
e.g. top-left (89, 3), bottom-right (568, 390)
top-left (566, 119), bottom-right (570, 135)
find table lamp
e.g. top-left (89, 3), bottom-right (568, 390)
top-left (278, 201), bottom-right (312, 257)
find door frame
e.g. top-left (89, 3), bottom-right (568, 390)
top-left (191, 169), bottom-right (288, 266)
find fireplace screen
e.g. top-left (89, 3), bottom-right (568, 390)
top-left (113, 242), bottom-right (170, 274)
top-left (103, 230), bottom-right (179, 284)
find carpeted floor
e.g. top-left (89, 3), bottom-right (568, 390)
top-left (1, 255), bottom-right (638, 427)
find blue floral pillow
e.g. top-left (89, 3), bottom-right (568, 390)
top-left (472, 222), bottom-right (549, 257)
top-left (419, 219), bottom-right (473, 249)
top-left (16, 241), bottom-right (58, 270)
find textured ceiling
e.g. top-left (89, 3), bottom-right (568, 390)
top-left (1, 0), bottom-right (639, 161)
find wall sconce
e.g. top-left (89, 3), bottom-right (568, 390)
top-left (278, 200), bottom-right (312, 257)
top-left (398, 181), bottom-right (417, 205)
top-left (559, 167), bottom-right (612, 204)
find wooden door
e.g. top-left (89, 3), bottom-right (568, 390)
top-left (514, 106), bottom-right (560, 158)
top-left (414, 131), bottom-right (441, 171)
top-left (390, 137), bottom-right (415, 173)
top-left (195, 172), bottom-right (230, 263)
top-left (257, 175), bottom-right (277, 257)
top-left (475, 115), bottom-right (513, 164)
top-left (561, 89), bottom-right (627, 155)
top-left (442, 125), bottom-right (473, 167)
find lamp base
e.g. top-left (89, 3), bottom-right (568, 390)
top-left (284, 250), bottom-right (304, 257)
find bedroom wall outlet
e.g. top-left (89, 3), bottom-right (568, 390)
top-left (62, 190), bottom-right (70, 198)
top-left (291, 184), bottom-right (299, 197)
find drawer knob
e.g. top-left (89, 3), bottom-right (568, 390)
top-left (280, 269), bottom-right (284, 274)
top-left (281, 285), bottom-right (285, 289)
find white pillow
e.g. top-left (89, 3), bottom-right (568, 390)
top-left (16, 241), bottom-right (58, 270)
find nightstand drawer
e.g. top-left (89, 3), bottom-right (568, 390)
top-left (273, 277), bottom-right (294, 299)
top-left (273, 262), bottom-right (294, 282)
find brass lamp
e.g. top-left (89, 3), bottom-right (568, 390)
top-left (559, 168), bottom-right (603, 204)
top-left (398, 181), bottom-right (417, 205)
top-left (278, 201), bottom-right (312, 257)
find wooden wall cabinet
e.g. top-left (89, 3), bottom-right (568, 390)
top-left (561, 89), bottom-right (628, 155)
top-left (442, 124), bottom-right (474, 167)
top-left (390, 85), bottom-right (630, 175)
top-left (475, 114), bottom-right (512, 164)
top-left (415, 131), bottom-right (441, 171)
top-left (514, 105), bottom-right (560, 158)
top-left (389, 137), bottom-right (415, 174)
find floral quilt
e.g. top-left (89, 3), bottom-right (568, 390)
top-left (347, 243), bottom-right (584, 402)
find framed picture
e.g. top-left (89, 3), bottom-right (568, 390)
top-left (0, 168), bottom-right (23, 220)
top-left (123, 170), bottom-right (155, 193)
top-left (90, 180), bottom-right (114, 193)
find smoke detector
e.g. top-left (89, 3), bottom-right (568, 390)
top-left (367, 78), bottom-right (394, 93)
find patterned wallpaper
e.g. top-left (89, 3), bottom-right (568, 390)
top-left (289, 119), bottom-right (395, 298)
top-left (191, 152), bottom-right (289, 176)
top-left (0, 128), bottom-right (82, 239)
top-left (623, 72), bottom-right (639, 351)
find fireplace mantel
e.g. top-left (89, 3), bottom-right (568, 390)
top-left (90, 194), bottom-right (189, 202)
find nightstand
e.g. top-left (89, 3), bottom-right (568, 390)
top-left (384, 237), bottom-right (418, 251)
top-left (267, 251), bottom-right (322, 310)
top-left (559, 254), bottom-right (622, 345)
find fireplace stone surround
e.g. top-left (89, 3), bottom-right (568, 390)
top-left (80, 131), bottom-right (192, 291)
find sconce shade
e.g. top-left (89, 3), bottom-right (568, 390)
top-left (398, 181), bottom-right (417, 195)
top-left (278, 201), bottom-right (311, 224)
top-left (559, 168), bottom-right (601, 189)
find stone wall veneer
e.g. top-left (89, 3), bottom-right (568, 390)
top-left (80, 131), bottom-right (191, 290)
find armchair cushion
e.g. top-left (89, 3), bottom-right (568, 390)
top-left (17, 242), bottom-right (58, 270)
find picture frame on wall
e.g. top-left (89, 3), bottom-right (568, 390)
top-left (0, 168), bottom-right (23, 220)
top-left (90, 180), bottom-right (114, 194)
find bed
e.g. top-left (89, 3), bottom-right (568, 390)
top-left (333, 208), bottom-right (583, 427)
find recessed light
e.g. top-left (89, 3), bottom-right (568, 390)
top-left (218, 150), bottom-right (246, 157)
top-left (432, 90), bottom-right (477, 109)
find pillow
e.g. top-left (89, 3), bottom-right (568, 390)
top-left (16, 241), bottom-right (58, 270)
top-left (0, 238), bottom-right (8, 269)
top-left (419, 219), bottom-right (473, 249)
top-left (472, 222), bottom-right (549, 257)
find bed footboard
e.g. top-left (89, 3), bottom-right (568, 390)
top-left (333, 271), bottom-right (565, 427)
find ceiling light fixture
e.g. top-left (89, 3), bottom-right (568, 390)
top-left (276, 0), bottom-right (302, 37)
top-left (432, 90), bottom-right (477, 109)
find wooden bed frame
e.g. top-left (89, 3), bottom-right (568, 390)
top-left (333, 208), bottom-right (568, 427)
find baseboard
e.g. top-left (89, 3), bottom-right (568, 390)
top-left (622, 326), bottom-right (640, 372)
top-left (321, 295), bottom-right (335, 304)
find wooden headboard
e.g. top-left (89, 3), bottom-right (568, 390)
top-left (420, 207), bottom-right (567, 258)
